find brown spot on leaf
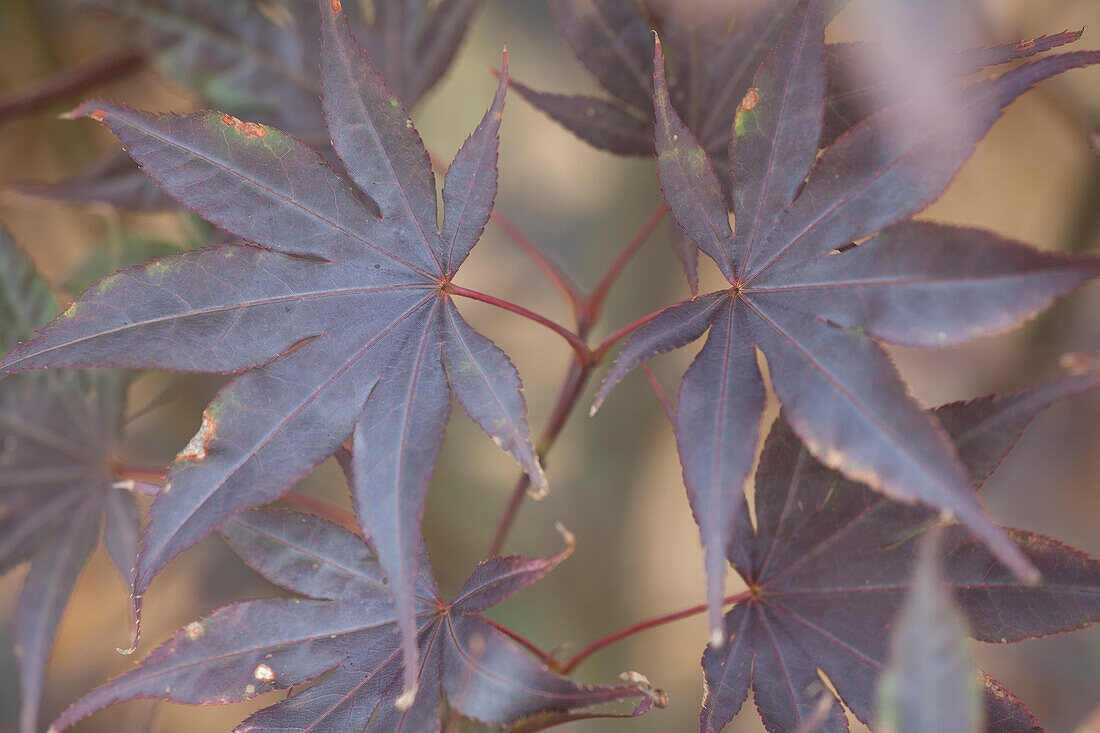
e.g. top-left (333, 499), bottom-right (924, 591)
top-left (739, 87), bottom-right (760, 111)
top-left (330, 0), bottom-right (342, 11)
top-left (220, 114), bottom-right (266, 138)
top-left (253, 663), bottom-right (274, 681)
top-left (177, 410), bottom-right (216, 462)
top-left (185, 621), bottom-right (204, 641)
top-left (90, 109), bottom-right (108, 122)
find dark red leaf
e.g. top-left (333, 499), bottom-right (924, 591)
top-left (599, 0), bottom-right (1100, 631)
top-left (50, 509), bottom-right (655, 731)
top-left (699, 377), bottom-right (1100, 732)
top-left (652, 37), bottom-right (737, 281)
top-left (522, 0), bottom-right (798, 283)
top-left (0, 0), bottom-right (542, 698)
top-left (763, 222), bottom-right (1100, 347)
top-left (548, 0), bottom-right (655, 114)
top-left (675, 299), bottom-right (764, 641)
top-left (508, 82), bottom-right (654, 156)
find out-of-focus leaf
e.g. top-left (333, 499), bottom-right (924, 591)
top-left (597, 0), bottom-right (1100, 636)
top-left (50, 508), bottom-right (658, 731)
top-left (699, 374), bottom-right (1100, 732)
top-left (516, 0), bottom-right (797, 281)
top-left (823, 29), bottom-right (1085, 146)
top-left (12, 152), bottom-right (175, 211)
top-left (32, 0), bottom-right (484, 211)
top-left (877, 528), bottom-right (984, 733)
top-left (0, 1), bottom-right (541, 699)
top-left (0, 224), bottom-right (131, 733)
top-left (522, 1), bottom-right (1086, 286)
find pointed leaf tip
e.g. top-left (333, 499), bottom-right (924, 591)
top-left (554, 521), bottom-right (576, 553)
top-left (395, 684), bottom-right (418, 711)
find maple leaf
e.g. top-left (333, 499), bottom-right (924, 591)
top-left (877, 528), bottom-right (985, 733)
top-left (698, 373), bottom-right (1100, 733)
top-left (513, 1), bottom-right (1085, 289)
top-left (592, 0), bottom-right (1100, 639)
top-left (48, 507), bottom-right (661, 732)
top-left (512, 0), bottom-right (801, 287)
top-left (20, 0), bottom-right (484, 211)
top-left (0, 0), bottom-right (544, 703)
top-left (0, 224), bottom-right (133, 733)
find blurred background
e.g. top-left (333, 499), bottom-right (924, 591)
top-left (0, 0), bottom-right (1097, 731)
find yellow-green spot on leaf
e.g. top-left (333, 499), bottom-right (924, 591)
top-left (390, 97), bottom-right (400, 109)
top-left (734, 110), bottom-right (749, 137)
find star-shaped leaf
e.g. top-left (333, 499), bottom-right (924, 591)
top-left (0, 224), bottom-right (132, 733)
top-left (699, 372), bottom-right (1100, 732)
top-left (49, 507), bottom-right (660, 732)
top-left (594, 0), bottom-right (1100, 638)
top-left (0, 0), bottom-right (544, 703)
top-left (21, 0), bottom-right (484, 211)
top-left (514, 1), bottom-right (1084, 289)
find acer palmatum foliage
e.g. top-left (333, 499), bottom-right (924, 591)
top-left (0, 0), bottom-right (1096, 731)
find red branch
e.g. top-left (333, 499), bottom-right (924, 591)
top-left (557, 590), bottom-right (753, 674)
top-left (490, 210), bottom-right (586, 317)
top-left (447, 283), bottom-right (592, 364)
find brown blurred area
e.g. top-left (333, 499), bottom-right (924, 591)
top-left (0, 0), bottom-right (1097, 731)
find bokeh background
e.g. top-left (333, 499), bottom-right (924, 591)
top-left (0, 0), bottom-right (1097, 731)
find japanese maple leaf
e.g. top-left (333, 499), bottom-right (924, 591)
top-left (49, 507), bottom-right (660, 732)
top-left (592, 0), bottom-right (1100, 639)
top-left (512, 0), bottom-right (798, 286)
top-left (513, 1), bottom-right (1083, 288)
top-left (0, 0), bottom-right (544, 703)
top-left (698, 373), bottom-right (1100, 733)
top-left (22, 0), bottom-right (484, 210)
top-left (0, 224), bottom-right (134, 733)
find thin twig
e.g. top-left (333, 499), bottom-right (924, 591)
top-left (591, 306), bottom-right (667, 363)
top-left (490, 210), bottom-right (585, 316)
top-left (585, 202), bottom-right (668, 321)
top-left (483, 203), bottom-right (672, 554)
top-left (481, 618), bottom-right (553, 662)
top-left (447, 284), bottom-right (591, 364)
top-left (642, 364), bottom-right (675, 424)
top-left (485, 361), bottom-right (592, 556)
top-left (557, 590), bottom-right (752, 674)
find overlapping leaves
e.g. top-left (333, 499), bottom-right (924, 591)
top-left (594, 0), bottom-right (1100, 638)
top-left (0, 0), bottom-right (543, 703)
top-left (513, 0), bottom-right (799, 285)
top-left (50, 507), bottom-right (658, 731)
top-left (514, 0), bottom-right (1085, 287)
top-left (699, 374), bottom-right (1100, 732)
top-left (0, 225), bottom-right (132, 733)
top-left (23, 0), bottom-right (484, 210)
